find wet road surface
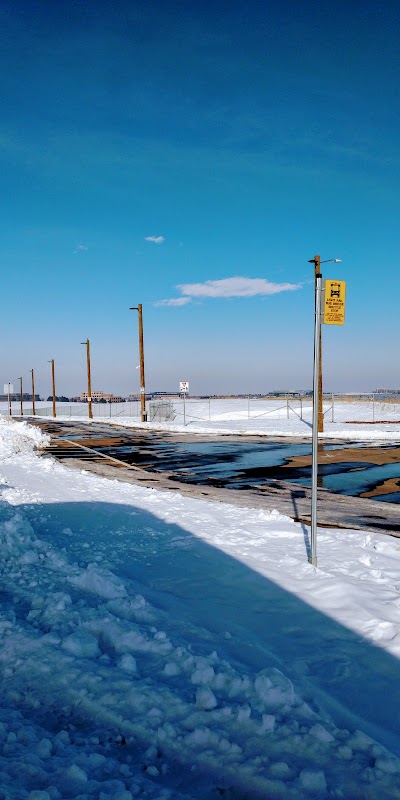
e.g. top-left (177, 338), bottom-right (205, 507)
top-left (24, 418), bottom-right (400, 536)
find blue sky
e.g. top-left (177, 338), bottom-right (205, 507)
top-left (1, 0), bottom-right (399, 397)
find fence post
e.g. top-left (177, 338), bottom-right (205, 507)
top-left (248, 395), bottom-right (250, 420)
top-left (209, 397), bottom-right (211, 421)
top-left (300, 397), bottom-right (303, 420)
top-left (372, 393), bottom-right (375, 422)
top-left (286, 396), bottom-right (289, 419)
top-left (332, 392), bottom-right (334, 422)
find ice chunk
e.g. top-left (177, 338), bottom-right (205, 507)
top-left (298, 768), bottom-right (327, 793)
top-left (191, 665), bottom-right (215, 685)
top-left (269, 762), bottom-right (291, 779)
top-left (164, 662), bottom-right (180, 676)
top-left (35, 738), bottom-right (52, 758)
top-left (69, 563), bottom-right (127, 600)
top-left (61, 630), bottom-right (101, 658)
top-left (195, 686), bottom-right (218, 710)
top-left (309, 723), bottom-right (335, 744)
top-left (118, 654), bottom-right (137, 673)
top-left (64, 764), bottom-right (88, 782)
top-left (254, 668), bottom-right (295, 709)
top-left (259, 714), bottom-right (275, 734)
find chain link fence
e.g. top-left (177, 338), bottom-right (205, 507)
top-left (1, 395), bottom-right (400, 426)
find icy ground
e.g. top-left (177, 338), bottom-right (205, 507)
top-left (1, 418), bottom-right (400, 799)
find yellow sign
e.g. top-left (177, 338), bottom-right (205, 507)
top-left (323, 279), bottom-right (346, 325)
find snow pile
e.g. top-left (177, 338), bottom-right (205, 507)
top-left (0, 417), bottom-right (49, 459)
top-left (0, 419), bottom-right (400, 797)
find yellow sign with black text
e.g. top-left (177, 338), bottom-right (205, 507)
top-left (323, 279), bottom-right (346, 325)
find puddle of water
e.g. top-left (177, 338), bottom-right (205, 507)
top-left (48, 429), bottom-right (400, 504)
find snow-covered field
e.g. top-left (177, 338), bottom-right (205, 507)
top-left (5, 398), bottom-right (400, 441)
top-left (1, 417), bottom-right (400, 798)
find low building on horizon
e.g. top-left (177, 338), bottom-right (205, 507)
top-left (80, 391), bottom-right (126, 403)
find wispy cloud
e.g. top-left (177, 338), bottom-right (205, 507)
top-left (145, 235), bottom-right (165, 244)
top-left (154, 276), bottom-right (301, 307)
top-left (154, 297), bottom-right (192, 307)
top-left (178, 276), bottom-right (301, 298)
top-left (74, 243), bottom-right (89, 253)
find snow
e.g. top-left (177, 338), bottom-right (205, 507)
top-left (0, 415), bottom-right (400, 797)
top-left (8, 396), bottom-right (400, 441)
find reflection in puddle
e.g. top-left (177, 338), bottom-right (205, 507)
top-left (97, 439), bottom-right (400, 504)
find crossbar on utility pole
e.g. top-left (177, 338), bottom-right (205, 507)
top-left (130, 304), bottom-right (147, 422)
top-left (31, 369), bottom-right (36, 416)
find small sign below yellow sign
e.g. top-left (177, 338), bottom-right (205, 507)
top-left (323, 279), bottom-right (346, 325)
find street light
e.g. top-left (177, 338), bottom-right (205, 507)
top-left (48, 359), bottom-right (56, 418)
top-left (308, 254), bottom-right (342, 567)
top-left (81, 339), bottom-right (93, 420)
top-left (129, 304), bottom-right (147, 422)
top-left (18, 377), bottom-right (23, 416)
top-left (31, 369), bottom-right (36, 416)
top-left (308, 255), bottom-right (342, 433)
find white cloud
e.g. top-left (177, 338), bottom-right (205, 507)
top-left (145, 235), bottom-right (165, 244)
top-left (178, 276), bottom-right (301, 298)
top-left (74, 243), bottom-right (89, 253)
top-left (154, 297), bottom-right (192, 307)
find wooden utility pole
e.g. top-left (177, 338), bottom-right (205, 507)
top-left (49, 359), bottom-right (56, 418)
top-left (130, 304), bottom-right (147, 422)
top-left (31, 369), bottom-right (36, 416)
top-left (19, 377), bottom-right (23, 416)
top-left (82, 339), bottom-right (93, 420)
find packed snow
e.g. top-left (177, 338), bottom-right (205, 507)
top-left (1, 416), bottom-right (400, 798)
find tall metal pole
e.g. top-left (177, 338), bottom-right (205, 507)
top-left (130, 305), bottom-right (147, 422)
top-left (49, 359), bottom-right (56, 418)
top-left (81, 339), bottom-right (93, 420)
top-left (310, 270), bottom-right (322, 567)
top-left (7, 383), bottom-right (11, 416)
top-left (31, 369), bottom-right (36, 416)
top-left (313, 254), bottom-right (324, 433)
top-left (19, 377), bottom-right (23, 416)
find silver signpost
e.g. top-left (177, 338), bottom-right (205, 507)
top-left (310, 269), bottom-right (322, 566)
top-left (180, 381), bottom-right (189, 427)
top-left (4, 383), bottom-right (13, 417)
top-left (308, 256), bottom-right (344, 568)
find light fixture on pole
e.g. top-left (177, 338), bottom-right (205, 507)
top-left (129, 304), bottom-right (147, 422)
top-left (18, 377), bottom-right (23, 416)
top-left (31, 369), bottom-right (36, 416)
top-left (308, 255), bottom-right (342, 433)
top-left (81, 339), bottom-right (93, 420)
top-left (308, 254), bottom-right (342, 567)
top-left (48, 359), bottom-right (56, 418)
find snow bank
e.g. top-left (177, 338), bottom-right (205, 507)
top-left (0, 417), bottom-right (49, 459)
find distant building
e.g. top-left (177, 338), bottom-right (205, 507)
top-left (0, 393), bottom-right (38, 401)
top-left (80, 391), bottom-right (125, 403)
